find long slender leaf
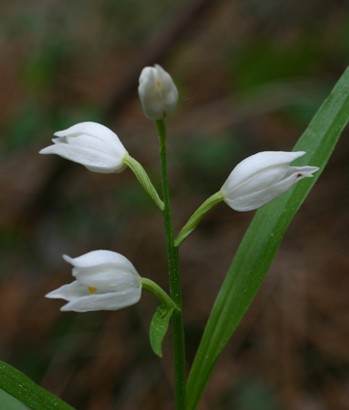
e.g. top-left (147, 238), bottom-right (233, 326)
top-left (0, 389), bottom-right (29, 410)
top-left (186, 66), bottom-right (349, 410)
top-left (0, 361), bottom-right (75, 410)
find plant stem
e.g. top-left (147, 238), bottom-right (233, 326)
top-left (175, 191), bottom-right (224, 247)
top-left (156, 119), bottom-right (186, 410)
top-left (124, 154), bottom-right (164, 210)
top-left (141, 277), bottom-right (179, 311)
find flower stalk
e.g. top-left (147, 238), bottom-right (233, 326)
top-left (141, 277), bottom-right (179, 311)
top-left (175, 191), bottom-right (224, 247)
top-left (124, 154), bottom-right (164, 210)
top-left (156, 119), bottom-right (186, 410)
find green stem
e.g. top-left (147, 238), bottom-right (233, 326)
top-left (124, 154), bottom-right (164, 210)
top-left (175, 191), bottom-right (224, 247)
top-left (141, 277), bottom-right (179, 310)
top-left (156, 119), bottom-right (186, 410)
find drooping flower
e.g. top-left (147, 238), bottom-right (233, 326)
top-left (138, 64), bottom-right (178, 120)
top-left (221, 151), bottom-right (319, 211)
top-left (39, 122), bottom-right (128, 173)
top-left (46, 250), bottom-right (142, 312)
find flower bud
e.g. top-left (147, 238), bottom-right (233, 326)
top-left (221, 151), bottom-right (319, 211)
top-left (40, 122), bottom-right (128, 173)
top-left (46, 250), bottom-right (142, 312)
top-left (138, 64), bottom-right (178, 120)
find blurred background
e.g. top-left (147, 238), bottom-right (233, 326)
top-left (1, 0), bottom-right (349, 409)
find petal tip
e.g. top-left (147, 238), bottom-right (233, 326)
top-left (39, 147), bottom-right (50, 155)
top-left (62, 254), bottom-right (74, 264)
top-left (45, 290), bottom-right (59, 299)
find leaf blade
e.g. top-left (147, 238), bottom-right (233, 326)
top-left (186, 66), bottom-right (349, 410)
top-left (0, 361), bottom-right (75, 410)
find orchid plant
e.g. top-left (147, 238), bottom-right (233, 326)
top-left (1, 65), bottom-right (349, 410)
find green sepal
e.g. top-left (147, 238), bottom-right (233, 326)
top-left (149, 305), bottom-right (175, 357)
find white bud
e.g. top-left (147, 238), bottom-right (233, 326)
top-left (138, 64), bottom-right (178, 120)
top-left (46, 250), bottom-right (142, 312)
top-left (40, 122), bottom-right (128, 173)
top-left (221, 151), bottom-right (319, 211)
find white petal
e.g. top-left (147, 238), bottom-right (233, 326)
top-left (60, 287), bottom-right (142, 312)
top-left (63, 250), bottom-right (136, 271)
top-left (39, 142), bottom-right (125, 173)
top-left (223, 166), bottom-right (288, 199)
top-left (139, 72), bottom-right (163, 119)
top-left (59, 132), bottom-right (126, 163)
top-left (154, 64), bottom-right (178, 112)
top-left (63, 250), bottom-right (140, 289)
top-left (75, 268), bottom-right (140, 291)
top-left (290, 165), bottom-right (319, 176)
top-left (54, 122), bottom-right (122, 148)
top-left (154, 65), bottom-right (173, 91)
top-left (139, 67), bottom-right (157, 86)
top-left (45, 281), bottom-right (87, 301)
top-left (59, 133), bottom-right (109, 148)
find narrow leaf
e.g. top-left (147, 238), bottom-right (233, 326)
top-left (0, 389), bottom-right (29, 410)
top-left (0, 361), bottom-right (75, 410)
top-left (149, 305), bottom-right (174, 357)
top-left (186, 66), bottom-right (349, 410)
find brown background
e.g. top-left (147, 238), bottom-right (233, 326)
top-left (0, 0), bottom-right (349, 409)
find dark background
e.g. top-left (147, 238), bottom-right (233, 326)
top-left (0, 0), bottom-right (349, 409)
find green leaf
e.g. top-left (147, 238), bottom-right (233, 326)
top-left (0, 361), bottom-right (75, 410)
top-left (186, 66), bottom-right (349, 410)
top-left (149, 305), bottom-right (174, 357)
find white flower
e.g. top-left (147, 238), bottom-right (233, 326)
top-left (46, 250), bottom-right (142, 312)
top-left (138, 64), bottom-right (178, 120)
top-left (39, 122), bottom-right (128, 173)
top-left (221, 151), bottom-right (319, 212)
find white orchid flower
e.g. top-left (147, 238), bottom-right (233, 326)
top-left (221, 151), bottom-right (319, 211)
top-left (138, 64), bottom-right (178, 120)
top-left (39, 122), bottom-right (128, 173)
top-left (46, 250), bottom-right (142, 312)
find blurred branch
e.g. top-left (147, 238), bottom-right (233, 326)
top-left (105, 0), bottom-right (220, 119)
top-left (20, 0), bottom-right (222, 229)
